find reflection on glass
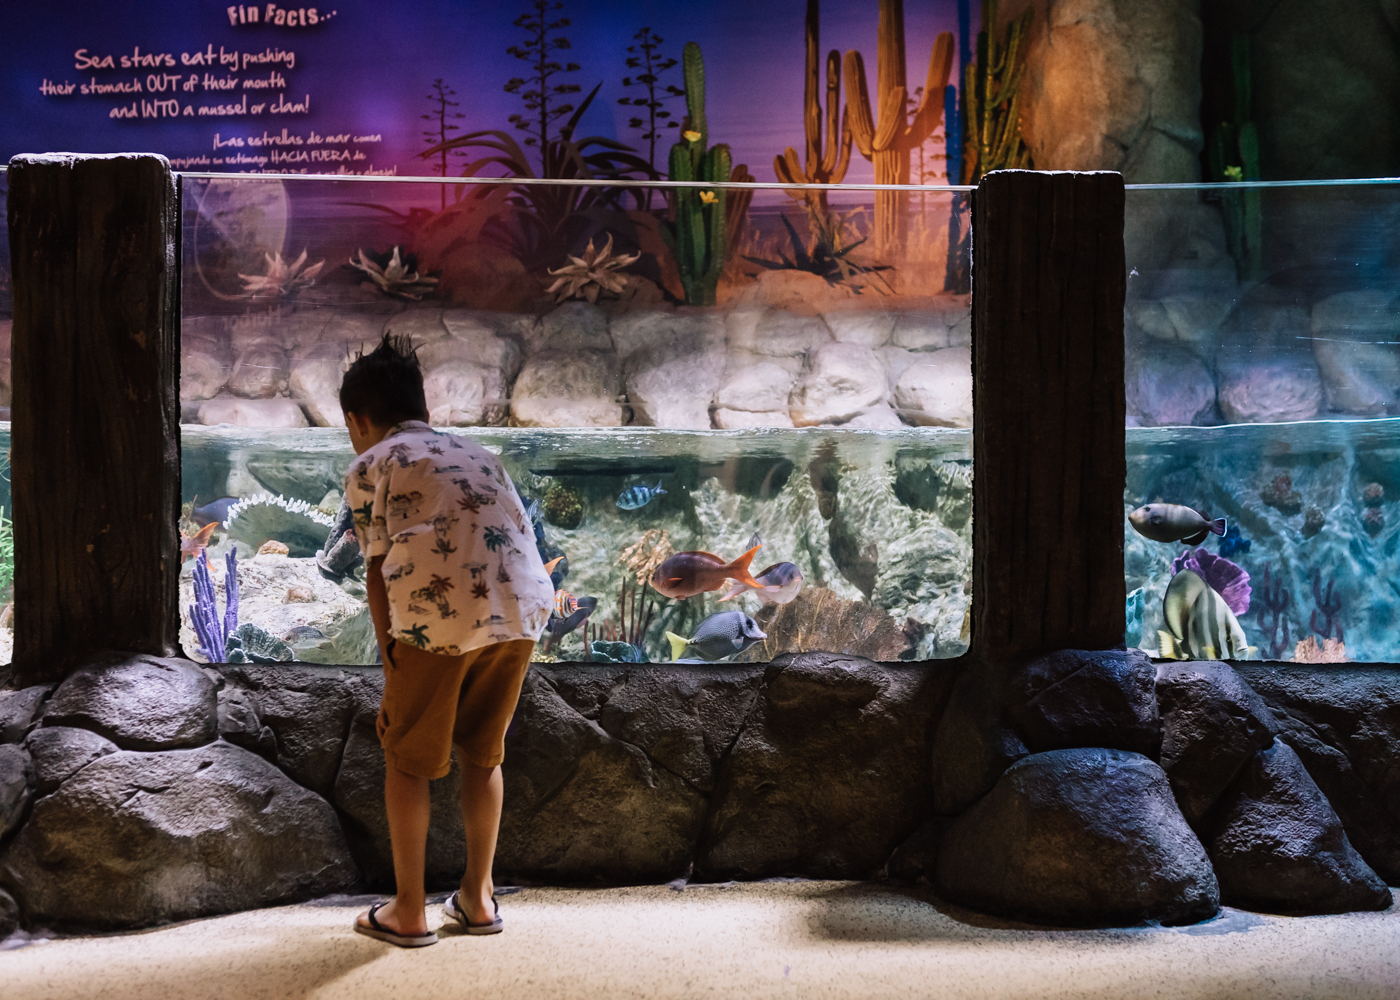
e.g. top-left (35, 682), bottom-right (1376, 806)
top-left (1124, 180), bottom-right (1400, 664)
top-left (178, 176), bottom-right (975, 665)
top-left (0, 170), bottom-right (13, 666)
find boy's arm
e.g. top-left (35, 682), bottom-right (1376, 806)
top-left (364, 555), bottom-right (393, 662)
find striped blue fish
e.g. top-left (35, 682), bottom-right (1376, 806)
top-left (616, 479), bottom-right (667, 510)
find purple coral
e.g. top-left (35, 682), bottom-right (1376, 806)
top-left (1255, 563), bottom-right (1291, 661)
top-left (1171, 547), bottom-right (1251, 616)
top-left (190, 549), bottom-right (240, 662)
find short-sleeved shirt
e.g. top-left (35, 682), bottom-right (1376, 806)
top-left (345, 420), bottom-right (552, 655)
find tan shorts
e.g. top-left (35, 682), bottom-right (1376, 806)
top-left (377, 638), bottom-right (535, 778)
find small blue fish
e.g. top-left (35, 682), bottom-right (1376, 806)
top-left (617, 480), bottom-right (667, 510)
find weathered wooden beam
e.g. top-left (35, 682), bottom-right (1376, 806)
top-left (7, 153), bottom-right (180, 684)
top-left (969, 170), bottom-right (1127, 663)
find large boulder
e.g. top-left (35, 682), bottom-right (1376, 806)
top-left (24, 726), bottom-right (118, 795)
top-left (509, 350), bottom-right (624, 427)
top-left (495, 669), bottom-right (707, 884)
top-left (929, 669), bottom-right (1028, 816)
top-left (225, 338), bottom-right (290, 399)
top-left (788, 342), bottom-right (889, 426)
top-left (1125, 338), bottom-right (1217, 426)
top-left (42, 657), bottom-right (217, 752)
top-left (890, 300), bottom-right (972, 351)
top-left (1310, 290), bottom-right (1400, 416)
top-left (1006, 0), bottom-right (1204, 183)
top-left (1207, 740), bottom-right (1392, 915)
top-left (1010, 649), bottom-right (1161, 757)
top-left (626, 345), bottom-right (724, 429)
top-left (0, 742), bottom-right (357, 928)
top-left (422, 361), bottom-right (494, 426)
top-left (1215, 351), bottom-right (1322, 423)
top-left (0, 744), bottom-right (32, 840)
top-left (287, 355), bottom-right (346, 428)
top-left (712, 362), bottom-right (796, 429)
top-left (0, 686), bottom-right (49, 743)
top-left (1155, 660), bottom-right (1274, 826)
top-left (539, 301), bottom-right (612, 352)
top-left (891, 346), bottom-right (972, 427)
top-left (726, 309), bottom-right (832, 365)
top-left (698, 654), bottom-right (952, 880)
top-left (936, 748), bottom-right (1219, 926)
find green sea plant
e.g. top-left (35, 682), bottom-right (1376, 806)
top-left (842, 0), bottom-right (954, 249)
top-left (960, 0), bottom-right (1032, 184)
top-left (773, 0), bottom-right (852, 213)
top-left (744, 210), bottom-right (891, 293)
top-left (348, 246), bottom-right (440, 301)
top-left (0, 506), bottom-right (13, 606)
top-left (1208, 33), bottom-right (1263, 282)
top-left (237, 249), bottom-right (325, 299)
top-left (663, 42), bottom-right (734, 306)
top-left (545, 234), bottom-right (640, 303)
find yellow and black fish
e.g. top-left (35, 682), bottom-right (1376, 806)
top-left (1157, 569), bottom-right (1255, 661)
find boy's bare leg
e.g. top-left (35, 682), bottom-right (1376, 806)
top-left (456, 756), bottom-right (504, 924)
top-left (358, 763), bottom-right (432, 936)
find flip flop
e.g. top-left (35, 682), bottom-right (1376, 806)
top-left (354, 902), bottom-right (438, 948)
top-left (444, 891), bottom-right (504, 935)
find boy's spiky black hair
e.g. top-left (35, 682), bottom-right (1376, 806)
top-left (339, 333), bottom-right (429, 427)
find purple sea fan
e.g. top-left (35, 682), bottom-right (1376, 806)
top-left (189, 549), bottom-right (240, 662)
top-left (1171, 547), bottom-right (1251, 616)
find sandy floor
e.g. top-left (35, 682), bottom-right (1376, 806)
top-left (3, 881), bottom-right (1399, 1000)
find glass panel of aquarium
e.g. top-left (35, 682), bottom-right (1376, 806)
top-left (0, 168), bottom-right (14, 666)
top-left (179, 174), bottom-right (973, 665)
top-left (1124, 179), bottom-right (1400, 664)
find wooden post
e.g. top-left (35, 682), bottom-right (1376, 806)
top-left (6, 153), bottom-right (180, 685)
top-left (969, 170), bottom-right (1126, 663)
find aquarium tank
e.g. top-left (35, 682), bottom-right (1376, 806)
top-left (175, 170), bottom-right (976, 666)
top-left (1124, 178), bottom-right (1400, 664)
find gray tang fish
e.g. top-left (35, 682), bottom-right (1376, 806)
top-left (1128, 503), bottom-right (1226, 545)
top-left (1157, 569), bottom-right (1255, 661)
top-left (665, 610), bottom-right (767, 662)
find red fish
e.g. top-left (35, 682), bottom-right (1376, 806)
top-left (180, 521), bottom-right (218, 569)
top-left (649, 545), bottom-right (764, 600)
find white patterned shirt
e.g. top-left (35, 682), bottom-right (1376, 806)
top-left (345, 421), bottom-right (552, 655)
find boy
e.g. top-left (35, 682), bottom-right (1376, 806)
top-left (341, 334), bottom-right (553, 948)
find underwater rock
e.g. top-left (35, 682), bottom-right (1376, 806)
top-left (284, 585), bottom-right (315, 603)
top-left (1301, 506), bottom-right (1326, 539)
top-left (1310, 293), bottom-right (1400, 415)
top-left (223, 494), bottom-right (337, 557)
top-left (43, 656), bottom-right (217, 752)
top-left (288, 355), bottom-right (346, 428)
top-left (0, 743), bottom-right (33, 840)
top-left (1363, 507), bottom-right (1385, 536)
top-left (936, 749), bottom-right (1219, 927)
top-left (1155, 660), bottom-right (1274, 827)
top-left (1207, 741), bottom-right (1391, 915)
top-left (540, 300), bottom-right (612, 352)
top-left (627, 345), bottom-right (724, 429)
top-left (892, 346), bottom-right (973, 427)
top-left (197, 395), bottom-right (309, 429)
top-left (510, 350), bottom-right (624, 427)
top-left (25, 726), bottom-right (118, 795)
top-left (1260, 474), bottom-right (1303, 516)
top-left (788, 342), bottom-right (888, 426)
top-left (822, 309), bottom-right (896, 349)
top-left (1, 741), bottom-right (357, 929)
top-left (258, 540), bottom-right (290, 556)
top-left (1216, 347), bottom-right (1322, 424)
top-left (1125, 338), bottom-right (1217, 426)
top-left (542, 482), bottom-right (585, 530)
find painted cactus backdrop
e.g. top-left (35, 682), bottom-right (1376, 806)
top-left (0, 0), bottom-right (971, 193)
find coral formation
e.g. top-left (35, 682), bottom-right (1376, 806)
top-left (619, 528), bottom-right (675, 586)
top-left (1170, 548), bottom-right (1251, 616)
top-left (284, 586), bottom-right (316, 604)
top-left (1362, 482), bottom-right (1384, 507)
top-left (189, 550), bottom-right (240, 662)
top-left (258, 540), bottom-right (290, 556)
top-left (1260, 473), bottom-right (1302, 515)
top-left (224, 494), bottom-right (338, 558)
top-left (1310, 569), bottom-right (1343, 642)
top-left (542, 482), bottom-right (585, 529)
top-left (1363, 507), bottom-right (1385, 536)
top-left (1302, 506), bottom-right (1325, 539)
top-left (224, 622), bottom-right (293, 664)
top-left (1292, 635), bottom-right (1348, 663)
top-left (316, 494), bottom-right (364, 583)
top-left (739, 586), bottom-right (910, 662)
top-left (1253, 563), bottom-right (1291, 660)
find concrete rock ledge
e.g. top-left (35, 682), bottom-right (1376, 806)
top-left (0, 650), bottom-right (1395, 934)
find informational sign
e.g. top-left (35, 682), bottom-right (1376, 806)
top-left (2, 1), bottom-right (967, 182)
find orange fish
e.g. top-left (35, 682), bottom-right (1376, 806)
top-left (180, 521), bottom-right (218, 569)
top-left (649, 545), bottom-right (764, 600)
